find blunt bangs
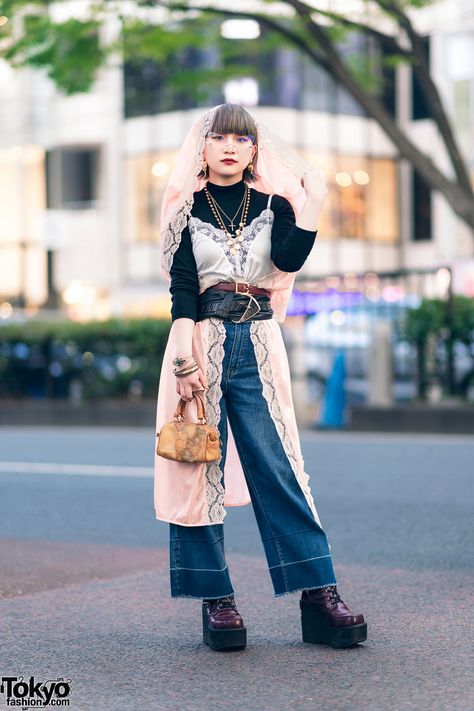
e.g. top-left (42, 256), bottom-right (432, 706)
top-left (210, 104), bottom-right (258, 142)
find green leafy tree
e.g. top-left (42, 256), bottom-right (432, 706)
top-left (1, 0), bottom-right (473, 232)
top-left (403, 296), bottom-right (474, 399)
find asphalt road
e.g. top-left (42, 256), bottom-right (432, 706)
top-left (0, 426), bottom-right (473, 711)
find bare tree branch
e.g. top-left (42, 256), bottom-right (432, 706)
top-left (376, 0), bottom-right (473, 195)
top-left (280, 0), bottom-right (474, 226)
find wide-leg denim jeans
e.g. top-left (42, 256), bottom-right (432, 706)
top-left (169, 319), bottom-right (337, 599)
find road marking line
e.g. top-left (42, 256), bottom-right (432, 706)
top-left (0, 461), bottom-right (152, 478)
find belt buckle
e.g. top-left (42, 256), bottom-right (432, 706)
top-left (230, 291), bottom-right (261, 324)
top-left (235, 282), bottom-right (250, 295)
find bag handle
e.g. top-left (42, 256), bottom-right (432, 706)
top-left (173, 390), bottom-right (207, 424)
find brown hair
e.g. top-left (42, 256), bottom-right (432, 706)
top-left (198, 103), bottom-right (259, 182)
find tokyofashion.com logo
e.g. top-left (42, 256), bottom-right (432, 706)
top-left (1, 676), bottom-right (71, 708)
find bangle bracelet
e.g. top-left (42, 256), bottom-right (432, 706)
top-left (174, 365), bottom-right (199, 378)
top-left (174, 361), bottom-right (197, 372)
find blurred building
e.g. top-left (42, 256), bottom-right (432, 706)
top-left (0, 0), bottom-right (473, 325)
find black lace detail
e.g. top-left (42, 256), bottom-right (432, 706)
top-left (162, 198), bottom-right (194, 275)
top-left (202, 318), bottom-right (226, 523)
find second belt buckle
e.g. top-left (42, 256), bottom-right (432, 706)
top-left (230, 284), bottom-right (260, 324)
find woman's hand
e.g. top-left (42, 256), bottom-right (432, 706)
top-left (175, 366), bottom-right (208, 402)
top-left (301, 170), bottom-right (328, 203)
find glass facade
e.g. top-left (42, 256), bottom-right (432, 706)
top-left (124, 148), bottom-right (398, 245)
top-left (123, 27), bottom-right (394, 120)
top-left (124, 48), bottom-right (223, 118)
top-left (304, 152), bottom-right (399, 243)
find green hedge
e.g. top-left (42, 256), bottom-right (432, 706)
top-left (0, 317), bottom-right (171, 400)
top-left (400, 295), bottom-right (474, 399)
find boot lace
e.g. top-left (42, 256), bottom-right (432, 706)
top-left (216, 596), bottom-right (236, 609)
top-left (206, 595), bottom-right (236, 610)
top-left (324, 586), bottom-right (342, 607)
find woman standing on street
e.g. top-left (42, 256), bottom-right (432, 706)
top-left (154, 103), bottom-right (367, 652)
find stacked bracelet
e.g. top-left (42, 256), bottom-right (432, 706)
top-left (172, 354), bottom-right (199, 378)
top-left (174, 364), bottom-right (199, 378)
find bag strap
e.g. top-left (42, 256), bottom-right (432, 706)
top-left (174, 390), bottom-right (207, 422)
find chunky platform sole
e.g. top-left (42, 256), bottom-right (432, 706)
top-left (300, 599), bottom-right (367, 649)
top-left (202, 605), bottom-right (247, 651)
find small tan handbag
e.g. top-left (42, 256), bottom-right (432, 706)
top-left (156, 390), bottom-right (221, 463)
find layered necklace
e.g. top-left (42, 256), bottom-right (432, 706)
top-left (204, 183), bottom-right (251, 256)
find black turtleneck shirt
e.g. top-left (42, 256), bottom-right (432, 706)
top-left (170, 179), bottom-right (317, 322)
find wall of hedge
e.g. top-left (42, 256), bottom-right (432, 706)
top-left (0, 318), bottom-right (171, 400)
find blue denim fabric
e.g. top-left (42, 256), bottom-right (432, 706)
top-left (169, 319), bottom-right (337, 599)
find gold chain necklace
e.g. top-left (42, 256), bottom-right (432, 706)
top-left (204, 185), bottom-right (251, 255)
top-left (207, 190), bottom-right (246, 233)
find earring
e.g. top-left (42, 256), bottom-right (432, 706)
top-left (247, 162), bottom-right (254, 174)
top-left (202, 159), bottom-right (208, 176)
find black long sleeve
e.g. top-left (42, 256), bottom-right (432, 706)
top-left (269, 195), bottom-right (318, 272)
top-left (169, 181), bottom-right (317, 322)
top-left (169, 224), bottom-right (199, 322)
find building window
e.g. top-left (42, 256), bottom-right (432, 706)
top-left (412, 169), bottom-right (432, 241)
top-left (45, 147), bottom-right (100, 209)
top-left (124, 151), bottom-right (176, 243)
top-left (123, 25), bottom-right (385, 119)
top-left (124, 46), bottom-right (222, 118)
top-left (452, 78), bottom-right (472, 131)
top-left (304, 152), bottom-right (399, 243)
top-left (411, 36), bottom-right (432, 121)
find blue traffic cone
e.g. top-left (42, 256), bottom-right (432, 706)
top-left (317, 350), bottom-right (346, 429)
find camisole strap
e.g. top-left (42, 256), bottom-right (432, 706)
top-left (267, 194), bottom-right (273, 226)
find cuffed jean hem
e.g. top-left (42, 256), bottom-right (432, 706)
top-left (268, 554), bottom-right (337, 597)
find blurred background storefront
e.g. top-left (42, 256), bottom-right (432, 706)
top-left (0, 1), bottom-right (473, 414)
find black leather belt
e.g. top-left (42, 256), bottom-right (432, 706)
top-left (197, 286), bottom-right (273, 323)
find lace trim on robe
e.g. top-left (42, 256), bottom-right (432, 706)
top-left (202, 317), bottom-right (227, 523)
top-left (249, 321), bottom-right (324, 529)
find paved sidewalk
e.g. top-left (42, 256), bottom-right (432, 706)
top-left (1, 547), bottom-right (472, 711)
